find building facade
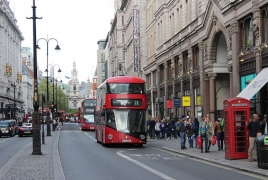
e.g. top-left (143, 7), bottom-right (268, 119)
top-left (143, 0), bottom-right (268, 122)
top-left (0, 0), bottom-right (24, 119)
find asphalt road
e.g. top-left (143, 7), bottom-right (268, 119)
top-left (0, 135), bottom-right (32, 169)
top-left (59, 123), bottom-right (262, 180)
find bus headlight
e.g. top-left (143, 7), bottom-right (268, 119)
top-left (140, 135), bottom-right (145, 140)
top-left (108, 134), bottom-right (113, 140)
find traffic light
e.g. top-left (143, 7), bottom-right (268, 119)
top-left (51, 103), bottom-right (54, 112)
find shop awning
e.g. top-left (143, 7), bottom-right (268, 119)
top-left (237, 67), bottom-right (268, 100)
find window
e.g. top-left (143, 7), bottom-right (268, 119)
top-left (73, 85), bottom-right (76, 90)
top-left (245, 18), bottom-right (254, 47)
top-left (101, 53), bottom-right (105, 63)
top-left (101, 64), bottom-right (105, 72)
top-left (183, 52), bottom-right (190, 73)
top-left (261, 10), bottom-right (268, 43)
top-left (192, 46), bottom-right (199, 71)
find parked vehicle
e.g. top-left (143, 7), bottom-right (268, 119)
top-left (0, 121), bottom-right (15, 137)
top-left (5, 119), bottom-right (19, 135)
top-left (18, 123), bottom-right (33, 137)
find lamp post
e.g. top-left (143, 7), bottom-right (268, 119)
top-left (10, 72), bottom-right (22, 121)
top-left (27, 0), bottom-right (42, 155)
top-left (55, 78), bottom-right (62, 119)
top-left (50, 65), bottom-right (61, 123)
top-left (37, 39), bottom-right (60, 136)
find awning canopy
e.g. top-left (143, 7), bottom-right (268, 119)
top-left (237, 67), bottom-right (268, 100)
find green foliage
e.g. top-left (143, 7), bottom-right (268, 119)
top-left (38, 78), bottom-right (69, 112)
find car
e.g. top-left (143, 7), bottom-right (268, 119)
top-left (18, 123), bottom-right (33, 137)
top-left (4, 119), bottom-right (19, 135)
top-left (0, 121), bottom-right (15, 137)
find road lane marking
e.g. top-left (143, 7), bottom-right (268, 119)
top-left (0, 141), bottom-right (31, 179)
top-left (84, 133), bottom-right (97, 142)
top-left (117, 151), bottom-right (175, 180)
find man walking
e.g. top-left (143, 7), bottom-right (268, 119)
top-left (179, 115), bottom-right (187, 149)
top-left (247, 114), bottom-right (260, 162)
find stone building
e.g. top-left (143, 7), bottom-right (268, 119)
top-left (144, 0), bottom-right (268, 122)
top-left (109, 0), bottom-right (147, 78)
top-left (0, 0), bottom-right (24, 119)
top-left (100, 0), bottom-right (268, 121)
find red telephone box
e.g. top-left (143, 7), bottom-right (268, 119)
top-left (223, 97), bottom-right (250, 160)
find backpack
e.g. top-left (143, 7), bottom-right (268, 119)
top-left (177, 123), bottom-right (180, 131)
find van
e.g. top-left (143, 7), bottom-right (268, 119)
top-left (0, 120), bottom-right (16, 137)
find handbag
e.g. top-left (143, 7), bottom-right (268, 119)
top-left (197, 135), bottom-right (202, 148)
top-left (212, 135), bottom-right (217, 146)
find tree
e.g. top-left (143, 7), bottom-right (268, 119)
top-left (38, 78), bottom-right (69, 112)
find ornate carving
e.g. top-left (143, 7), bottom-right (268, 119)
top-left (212, 15), bottom-right (217, 26)
top-left (253, 19), bottom-right (260, 45)
top-left (228, 65), bottom-right (232, 72)
top-left (229, 22), bottom-right (239, 34)
top-left (227, 27), bottom-right (232, 51)
top-left (208, 73), bottom-right (217, 79)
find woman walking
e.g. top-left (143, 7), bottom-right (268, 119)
top-left (199, 117), bottom-right (210, 153)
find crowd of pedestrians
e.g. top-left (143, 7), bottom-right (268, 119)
top-left (147, 113), bottom-right (268, 162)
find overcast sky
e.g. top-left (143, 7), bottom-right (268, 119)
top-left (9, 0), bottom-right (114, 84)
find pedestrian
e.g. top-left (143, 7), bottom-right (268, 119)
top-left (155, 119), bottom-right (161, 139)
top-left (193, 118), bottom-right (199, 148)
top-left (220, 116), bottom-right (225, 150)
top-left (171, 117), bottom-right (178, 139)
top-left (247, 114), bottom-right (260, 162)
top-left (149, 117), bottom-right (156, 139)
top-left (206, 116), bottom-right (214, 152)
top-left (160, 119), bottom-right (166, 139)
top-left (199, 117), bottom-right (209, 153)
top-left (174, 117), bottom-right (180, 139)
top-left (165, 117), bottom-right (172, 140)
top-left (52, 118), bottom-right (57, 131)
top-left (179, 115), bottom-right (187, 149)
top-left (215, 117), bottom-right (223, 151)
top-left (186, 118), bottom-right (194, 148)
top-left (260, 114), bottom-right (268, 135)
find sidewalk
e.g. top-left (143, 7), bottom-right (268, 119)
top-left (0, 130), bottom-right (64, 180)
top-left (147, 137), bottom-right (268, 177)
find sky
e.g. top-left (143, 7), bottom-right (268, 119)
top-left (9, 0), bottom-right (115, 84)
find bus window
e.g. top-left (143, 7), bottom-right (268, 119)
top-left (106, 110), bottom-right (116, 129)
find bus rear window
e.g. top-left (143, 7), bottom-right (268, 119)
top-left (111, 99), bottom-right (142, 107)
top-left (107, 83), bottom-right (145, 94)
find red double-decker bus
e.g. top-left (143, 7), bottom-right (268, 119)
top-left (95, 76), bottom-right (147, 146)
top-left (81, 98), bottom-right (96, 131)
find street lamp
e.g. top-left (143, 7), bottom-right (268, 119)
top-left (27, 0), bottom-right (42, 155)
top-left (49, 64), bottom-right (61, 122)
top-left (37, 38), bottom-right (60, 137)
top-left (55, 77), bottom-right (62, 118)
top-left (10, 72), bottom-right (22, 120)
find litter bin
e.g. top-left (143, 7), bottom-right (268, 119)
top-left (256, 134), bottom-right (268, 169)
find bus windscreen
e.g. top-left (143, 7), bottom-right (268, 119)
top-left (84, 100), bottom-right (96, 107)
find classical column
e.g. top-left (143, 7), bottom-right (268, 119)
top-left (229, 22), bottom-right (240, 96)
top-left (209, 73), bottom-right (217, 123)
top-left (156, 66), bottom-right (161, 119)
top-left (150, 71), bottom-right (154, 117)
top-left (179, 53), bottom-right (184, 115)
top-left (253, 10), bottom-right (262, 114)
top-left (171, 58), bottom-right (176, 117)
top-left (188, 49), bottom-right (194, 117)
top-left (199, 41), bottom-right (205, 117)
top-left (164, 62), bottom-right (168, 117)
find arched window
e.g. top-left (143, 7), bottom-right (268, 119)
top-left (245, 18), bottom-right (254, 47)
